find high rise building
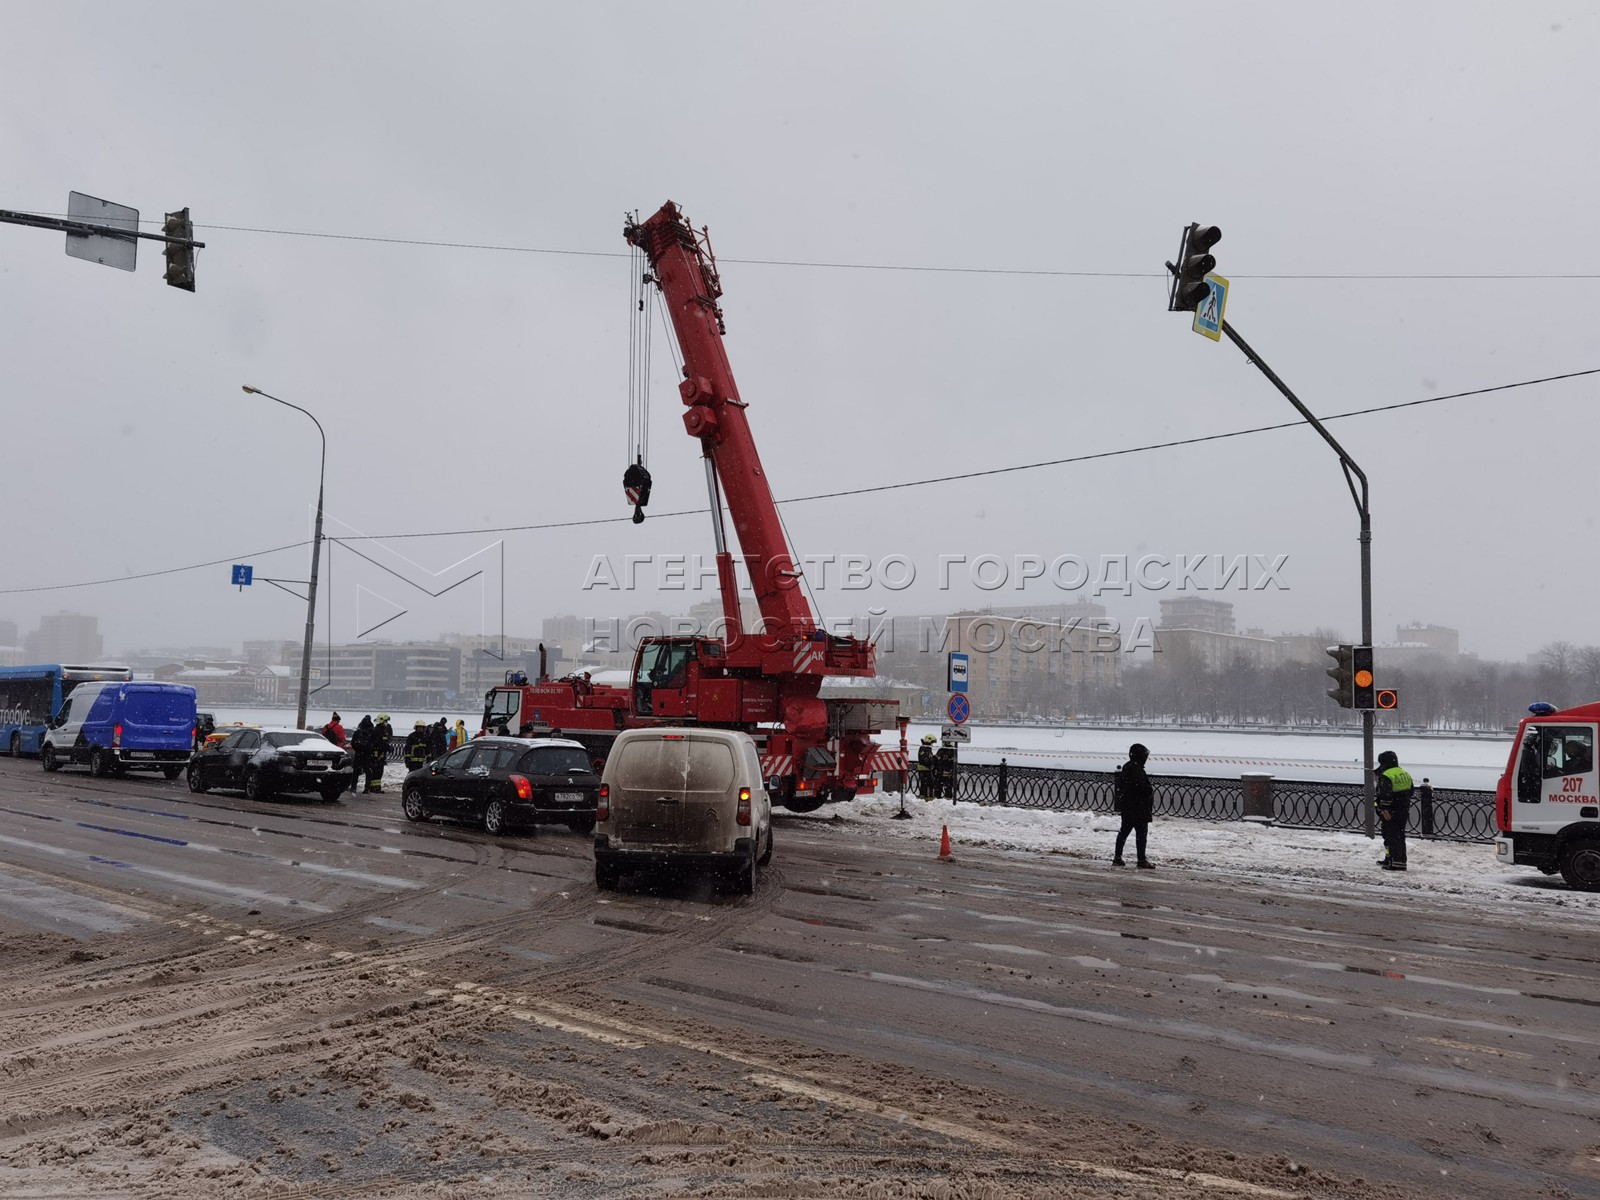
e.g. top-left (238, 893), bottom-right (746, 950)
top-left (24, 612), bottom-right (104, 663)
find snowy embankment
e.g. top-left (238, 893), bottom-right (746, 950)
top-left (824, 790), bottom-right (1600, 917)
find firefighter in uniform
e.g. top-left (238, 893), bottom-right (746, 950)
top-left (916, 735), bottom-right (936, 799)
top-left (1375, 749), bottom-right (1414, 871)
top-left (370, 714), bottom-right (393, 793)
top-left (403, 722), bottom-right (431, 771)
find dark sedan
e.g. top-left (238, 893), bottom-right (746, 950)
top-left (401, 736), bottom-right (600, 835)
top-left (187, 727), bottom-right (354, 802)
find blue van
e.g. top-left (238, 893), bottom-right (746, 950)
top-left (40, 681), bottom-right (198, 779)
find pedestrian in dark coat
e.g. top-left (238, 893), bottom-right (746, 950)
top-left (1113, 742), bottom-right (1156, 869)
top-left (429, 719), bottom-right (448, 758)
top-left (349, 716), bottom-right (375, 793)
top-left (934, 743), bottom-right (958, 800)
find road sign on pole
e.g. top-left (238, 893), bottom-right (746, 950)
top-left (1192, 273), bottom-right (1228, 340)
top-left (231, 564), bottom-right (253, 588)
top-left (948, 652), bottom-right (969, 693)
top-left (940, 724), bottom-right (971, 745)
top-left (947, 694), bottom-right (970, 725)
top-left (64, 191), bottom-right (138, 271)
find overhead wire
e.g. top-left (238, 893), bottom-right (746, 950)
top-left (8, 208), bottom-right (1597, 280)
top-left (5, 365), bottom-right (1592, 596)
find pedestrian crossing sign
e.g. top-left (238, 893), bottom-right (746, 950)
top-left (1192, 273), bottom-right (1228, 341)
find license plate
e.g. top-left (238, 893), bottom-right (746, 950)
top-left (299, 761), bottom-right (327, 771)
top-left (127, 752), bottom-right (154, 759)
top-left (555, 792), bottom-right (584, 803)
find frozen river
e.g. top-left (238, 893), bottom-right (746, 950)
top-left (905, 722), bottom-right (1508, 791)
top-left (215, 706), bottom-right (1509, 792)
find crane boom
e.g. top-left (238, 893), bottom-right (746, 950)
top-left (625, 201), bottom-right (816, 643)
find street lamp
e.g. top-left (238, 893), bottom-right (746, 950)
top-left (242, 385), bottom-right (326, 731)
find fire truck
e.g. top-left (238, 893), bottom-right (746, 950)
top-left (1493, 700), bottom-right (1600, 890)
top-left (482, 201), bottom-right (907, 811)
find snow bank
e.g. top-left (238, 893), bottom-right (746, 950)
top-left (821, 790), bottom-right (1600, 917)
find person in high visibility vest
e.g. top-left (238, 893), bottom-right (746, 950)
top-left (915, 735), bottom-right (936, 799)
top-left (1375, 749), bottom-right (1415, 871)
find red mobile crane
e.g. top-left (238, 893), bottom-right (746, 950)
top-left (481, 201), bottom-right (906, 810)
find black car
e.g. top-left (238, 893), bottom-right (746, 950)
top-left (187, 727), bottom-right (354, 802)
top-left (401, 736), bottom-right (600, 835)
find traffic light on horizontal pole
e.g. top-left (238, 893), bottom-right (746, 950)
top-left (1170, 223), bottom-right (1221, 312)
top-left (1326, 644), bottom-right (1354, 708)
top-left (1352, 645), bottom-right (1375, 709)
top-left (163, 207), bottom-right (195, 292)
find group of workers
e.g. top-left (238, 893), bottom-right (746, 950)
top-left (317, 712), bottom-right (472, 792)
top-left (914, 733), bottom-right (959, 799)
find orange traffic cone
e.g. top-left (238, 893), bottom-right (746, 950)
top-left (938, 824), bottom-right (952, 860)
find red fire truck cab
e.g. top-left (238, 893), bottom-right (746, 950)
top-left (1494, 701), bottom-right (1600, 890)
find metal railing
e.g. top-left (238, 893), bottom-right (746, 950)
top-left (909, 762), bottom-right (1495, 842)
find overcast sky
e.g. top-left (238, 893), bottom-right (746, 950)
top-left (1, 2), bottom-right (1594, 664)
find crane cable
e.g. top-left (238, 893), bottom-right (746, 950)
top-left (623, 235), bottom-right (654, 522)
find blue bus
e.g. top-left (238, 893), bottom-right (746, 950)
top-left (0, 664), bottom-right (134, 757)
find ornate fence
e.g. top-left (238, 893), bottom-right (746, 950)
top-left (909, 761), bottom-right (1495, 843)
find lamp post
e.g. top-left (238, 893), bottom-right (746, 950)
top-left (242, 386), bottom-right (326, 731)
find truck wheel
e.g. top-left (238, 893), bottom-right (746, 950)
top-left (162, 765), bottom-right (183, 781)
top-left (566, 814), bottom-right (596, 835)
top-left (8, 733), bottom-right (19, 757)
top-left (42, 745), bottom-right (60, 773)
top-left (758, 825), bottom-right (773, 866)
top-left (484, 799), bottom-right (508, 836)
top-left (1559, 839), bottom-right (1600, 892)
top-left (89, 748), bottom-right (113, 778)
top-left (320, 783), bottom-right (345, 803)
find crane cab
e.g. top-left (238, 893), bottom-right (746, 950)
top-left (631, 636), bottom-right (776, 724)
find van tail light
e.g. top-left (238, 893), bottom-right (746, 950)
top-left (509, 774), bottom-right (533, 800)
top-left (737, 786), bottom-right (751, 826)
top-left (113, 723), bottom-right (123, 748)
top-left (596, 782), bottom-right (610, 822)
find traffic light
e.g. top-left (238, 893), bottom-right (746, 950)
top-left (1352, 645), bottom-right (1375, 709)
top-left (1169, 223), bottom-right (1221, 312)
top-left (163, 207), bottom-right (195, 292)
top-left (1326, 644), bottom-right (1354, 708)
top-left (1376, 687), bottom-right (1399, 710)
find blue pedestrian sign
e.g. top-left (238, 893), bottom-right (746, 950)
top-left (948, 652), bottom-right (969, 694)
top-left (947, 693), bottom-right (970, 725)
top-left (1192, 273), bottom-right (1228, 341)
top-left (230, 564), bottom-right (253, 587)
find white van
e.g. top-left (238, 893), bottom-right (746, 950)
top-left (594, 727), bottom-right (773, 894)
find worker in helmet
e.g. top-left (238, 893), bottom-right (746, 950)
top-left (916, 734), bottom-right (936, 799)
top-left (403, 721), bottom-right (431, 772)
top-left (370, 714), bottom-right (393, 793)
top-left (1375, 749), bottom-right (1415, 871)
